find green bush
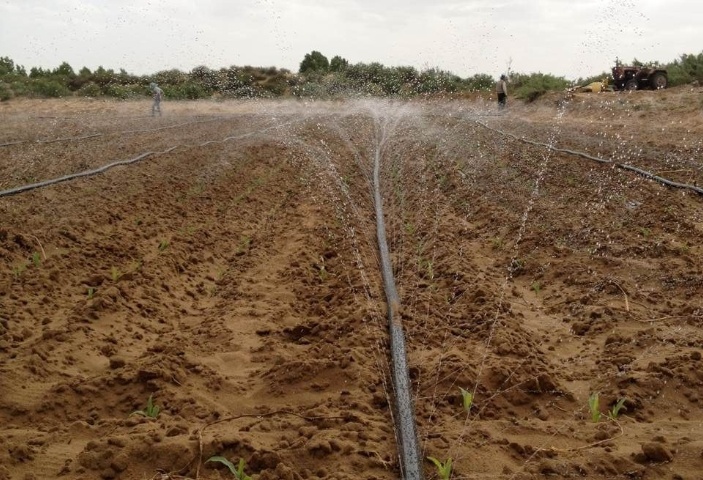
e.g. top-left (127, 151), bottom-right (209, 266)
top-left (77, 82), bottom-right (102, 97)
top-left (512, 72), bottom-right (569, 102)
top-left (0, 82), bottom-right (13, 101)
top-left (29, 78), bottom-right (70, 98)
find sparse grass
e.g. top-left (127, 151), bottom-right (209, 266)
top-left (206, 457), bottom-right (252, 480)
top-left (31, 251), bottom-right (41, 267)
top-left (427, 456), bottom-right (452, 480)
top-left (158, 239), bottom-right (170, 252)
top-left (87, 287), bottom-right (96, 300)
top-left (131, 394), bottom-right (160, 419)
top-left (490, 237), bottom-right (503, 250)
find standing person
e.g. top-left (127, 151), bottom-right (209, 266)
top-left (496, 74), bottom-right (508, 109)
top-left (150, 82), bottom-right (164, 116)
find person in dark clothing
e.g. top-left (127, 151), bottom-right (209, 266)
top-left (496, 74), bottom-right (508, 109)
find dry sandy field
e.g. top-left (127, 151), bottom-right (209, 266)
top-left (1, 88), bottom-right (702, 480)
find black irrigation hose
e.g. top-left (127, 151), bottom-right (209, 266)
top-left (476, 120), bottom-right (703, 196)
top-left (0, 118), bottom-right (227, 148)
top-left (0, 147), bottom-right (176, 198)
top-left (372, 134), bottom-right (424, 480)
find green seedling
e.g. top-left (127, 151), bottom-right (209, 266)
top-left (87, 287), bottom-right (96, 300)
top-left (588, 392), bottom-right (601, 423)
top-left (427, 456), bottom-right (452, 480)
top-left (459, 387), bottom-right (473, 413)
top-left (131, 394), bottom-right (160, 419)
top-left (13, 263), bottom-right (27, 278)
top-left (158, 239), bottom-right (170, 252)
top-left (531, 281), bottom-right (542, 294)
top-left (206, 457), bottom-right (252, 480)
top-left (31, 252), bottom-right (41, 267)
top-left (608, 398), bottom-right (627, 420)
top-left (111, 266), bottom-right (122, 282)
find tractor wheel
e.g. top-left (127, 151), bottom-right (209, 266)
top-left (625, 79), bottom-right (638, 90)
top-left (650, 72), bottom-right (667, 90)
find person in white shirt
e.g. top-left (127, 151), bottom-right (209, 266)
top-left (496, 74), bottom-right (508, 109)
top-left (150, 82), bottom-right (164, 116)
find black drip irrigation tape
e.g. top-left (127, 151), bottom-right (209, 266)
top-left (0, 121), bottom-right (293, 198)
top-left (0, 117), bottom-right (229, 148)
top-left (372, 136), bottom-right (424, 479)
top-left (0, 147), bottom-right (177, 198)
top-left (475, 120), bottom-right (703, 196)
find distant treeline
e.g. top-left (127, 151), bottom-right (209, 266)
top-left (1, 50), bottom-right (701, 102)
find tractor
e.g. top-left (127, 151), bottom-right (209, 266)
top-left (612, 61), bottom-right (668, 91)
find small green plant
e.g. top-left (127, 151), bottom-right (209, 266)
top-left (131, 394), bottom-right (160, 418)
top-left (531, 281), bottom-right (542, 294)
top-left (608, 398), bottom-right (627, 420)
top-left (236, 235), bottom-right (251, 255)
top-left (31, 252), bottom-right (41, 267)
top-left (111, 266), bottom-right (122, 282)
top-left (459, 387), bottom-right (473, 413)
top-left (206, 457), bottom-right (252, 480)
top-left (158, 239), bottom-right (170, 252)
top-left (427, 456), bottom-right (452, 480)
top-left (490, 237), bottom-right (503, 250)
top-left (13, 263), bottom-right (28, 278)
top-left (87, 287), bottom-right (96, 300)
top-left (588, 392), bottom-right (601, 423)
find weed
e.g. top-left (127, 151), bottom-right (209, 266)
top-left (420, 258), bottom-right (434, 280)
top-left (206, 457), bottom-right (252, 480)
top-left (111, 266), bottom-right (122, 282)
top-left (158, 239), bottom-right (170, 252)
top-left (608, 398), bottom-right (627, 420)
top-left (131, 394), bottom-right (160, 418)
top-left (490, 237), bottom-right (503, 250)
top-left (531, 281), bottom-right (542, 294)
top-left (588, 392), bottom-right (601, 423)
top-left (31, 252), bottom-right (41, 267)
top-left (13, 263), bottom-right (27, 278)
top-left (639, 227), bottom-right (651, 238)
top-left (135, 218), bottom-right (143, 226)
top-left (427, 456), bottom-right (452, 480)
top-left (236, 236), bottom-right (251, 255)
top-left (87, 287), bottom-right (96, 300)
top-left (459, 387), bottom-right (473, 413)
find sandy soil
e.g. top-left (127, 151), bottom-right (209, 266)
top-left (1, 89), bottom-right (702, 480)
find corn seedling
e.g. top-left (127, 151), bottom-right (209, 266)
top-left (87, 287), bottom-right (96, 300)
top-left (588, 392), bottom-right (601, 423)
top-left (131, 394), bottom-right (160, 419)
top-left (236, 236), bottom-right (251, 255)
top-left (459, 387), bottom-right (473, 413)
top-left (158, 239), bottom-right (170, 252)
top-left (427, 456), bottom-right (452, 480)
top-left (111, 266), bottom-right (122, 282)
top-left (206, 457), bottom-right (252, 480)
top-left (13, 263), bottom-right (27, 278)
top-left (608, 398), bottom-right (627, 420)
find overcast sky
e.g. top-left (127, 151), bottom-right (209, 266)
top-left (1, 0), bottom-right (701, 80)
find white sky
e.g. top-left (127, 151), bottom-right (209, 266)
top-left (1, 0), bottom-right (701, 80)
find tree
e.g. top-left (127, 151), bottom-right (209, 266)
top-left (299, 51), bottom-right (329, 74)
top-left (0, 57), bottom-right (15, 76)
top-left (330, 55), bottom-right (349, 72)
top-left (53, 61), bottom-right (75, 77)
